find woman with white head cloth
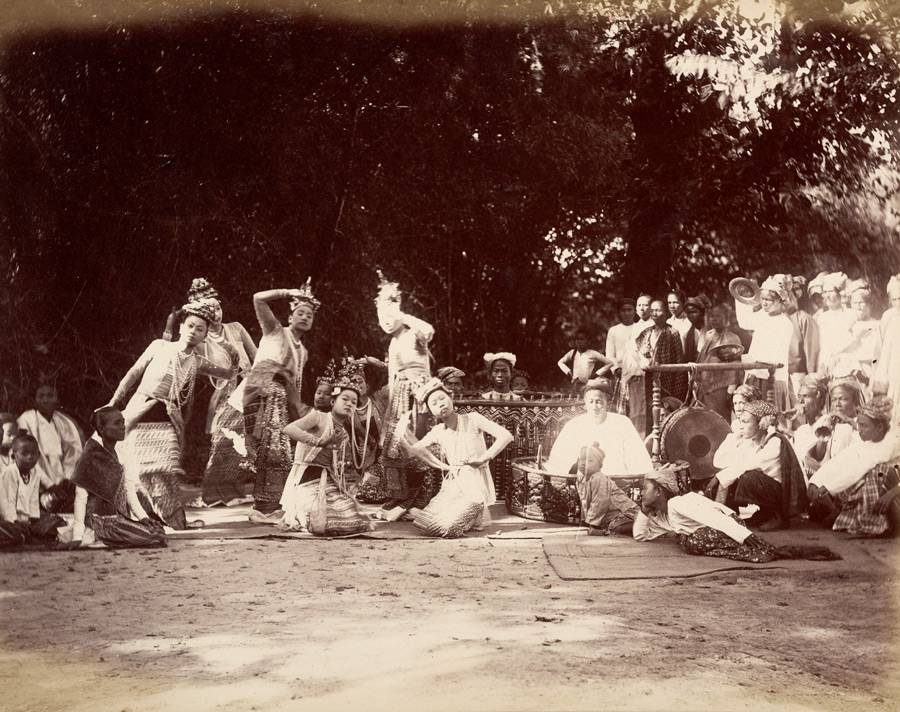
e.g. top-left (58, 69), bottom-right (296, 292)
top-left (734, 274), bottom-right (795, 411)
top-left (482, 352), bottom-right (523, 401)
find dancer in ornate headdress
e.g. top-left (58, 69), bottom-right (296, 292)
top-left (313, 361), bottom-right (338, 413)
top-left (164, 278), bottom-right (258, 507)
top-left (278, 365), bottom-right (371, 536)
top-left (335, 356), bottom-right (390, 497)
top-left (360, 271), bottom-right (438, 519)
top-left (108, 299), bottom-right (236, 528)
top-left (234, 280), bottom-right (319, 519)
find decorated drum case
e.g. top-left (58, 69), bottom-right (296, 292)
top-left (454, 396), bottom-right (582, 499)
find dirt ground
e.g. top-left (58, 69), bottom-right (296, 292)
top-left (2, 515), bottom-right (899, 712)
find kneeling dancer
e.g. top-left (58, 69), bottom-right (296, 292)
top-left (408, 378), bottom-right (512, 536)
top-left (278, 369), bottom-right (370, 536)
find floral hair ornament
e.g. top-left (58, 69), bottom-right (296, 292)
top-left (290, 277), bottom-right (321, 314)
top-left (415, 377), bottom-right (450, 405)
top-left (181, 298), bottom-right (219, 324)
top-left (316, 360), bottom-right (337, 388)
top-left (188, 277), bottom-right (219, 302)
top-left (484, 352), bottom-right (517, 369)
top-left (374, 269), bottom-right (402, 307)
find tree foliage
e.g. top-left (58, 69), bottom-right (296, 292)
top-left (0, 1), bottom-right (897, 420)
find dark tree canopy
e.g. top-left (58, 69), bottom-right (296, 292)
top-left (1, 0), bottom-right (897, 421)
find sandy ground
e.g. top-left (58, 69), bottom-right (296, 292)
top-left (2, 512), bottom-right (899, 712)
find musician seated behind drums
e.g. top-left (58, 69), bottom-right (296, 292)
top-left (576, 443), bottom-right (639, 536)
top-left (704, 400), bottom-right (808, 532)
top-left (545, 378), bottom-right (652, 479)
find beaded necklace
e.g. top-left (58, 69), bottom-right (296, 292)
top-left (350, 400), bottom-right (372, 471)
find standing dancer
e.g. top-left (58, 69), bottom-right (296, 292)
top-left (164, 278), bottom-right (258, 507)
top-left (237, 281), bottom-right (318, 521)
top-left (368, 272), bottom-right (437, 520)
top-left (109, 299), bottom-right (236, 528)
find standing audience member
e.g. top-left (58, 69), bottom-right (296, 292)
top-left (682, 296), bottom-right (709, 363)
top-left (881, 274), bottom-right (900, 339)
top-left (0, 435), bottom-right (64, 547)
top-left (557, 331), bottom-right (613, 396)
top-left (666, 289), bottom-right (691, 349)
top-left (815, 272), bottom-right (855, 374)
top-left (785, 275), bottom-right (820, 399)
top-left (734, 274), bottom-right (794, 411)
top-left (437, 367), bottom-right (466, 398)
top-left (696, 305), bottom-right (743, 420)
top-left (636, 299), bottom-right (688, 427)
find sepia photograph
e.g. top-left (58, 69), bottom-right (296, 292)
top-left (1, 0), bottom-right (898, 710)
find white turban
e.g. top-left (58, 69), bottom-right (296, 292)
top-left (760, 274), bottom-right (790, 303)
top-left (484, 352), bottom-right (516, 369)
top-left (822, 272), bottom-right (848, 295)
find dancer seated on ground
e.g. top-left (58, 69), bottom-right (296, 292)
top-left (0, 413), bottom-right (18, 468)
top-left (807, 395), bottom-right (900, 536)
top-left (17, 383), bottom-right (84, 513)
top-left (68, 407), bottom-right (166, 549)
top-left (278, 374), bottom-right (370, 536)
top-left (705, 400), bottom-right (808, 531)
top-left (0, 435), bottom-right (64, 548)
top-left (482, 352), bottom-right (524, 401)
top-left (406, 378), bottom-right (513, 537)
top-left (635, 469), bottom-right (834, 563)
top-left (545, 378), bottom-right (652, 478)
top-left (575, 442), bottom-right (638, 536)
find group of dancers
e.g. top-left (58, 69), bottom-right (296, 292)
top-left (1, 267), bottom-right (899, 559)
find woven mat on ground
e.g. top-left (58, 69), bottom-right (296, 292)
top-left (543, 527), bottom-right (894, 581)
top-left (167, 502), bottom-right (577, 541)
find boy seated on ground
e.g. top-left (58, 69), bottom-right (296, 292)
top-left (0, 434), bottom-right (64, 548)
top-left (0, 413), bottom-right (18, 468)
top-left (575, 442), bottom-right (638, 536)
